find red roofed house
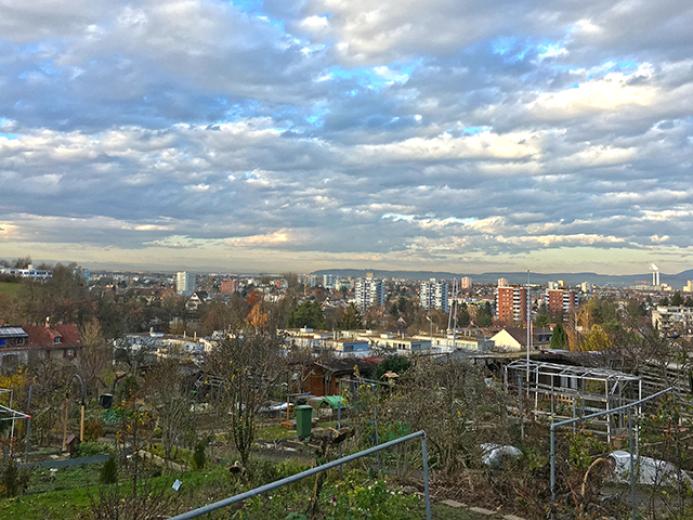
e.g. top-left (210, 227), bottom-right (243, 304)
top-left (0, 322), bottom-right (81, 371)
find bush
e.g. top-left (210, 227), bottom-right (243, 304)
top-left (78, 441), bottom-right (113, 457)
top-left (84, 418), bottom-right (104, 441)
top-left (1, 459), bottom-right (30, 497)
top-left (251, 458), bottom-right (309, 483)
top-left (193, 441), bottom-right (206, 470)
top-left (100, 456), bottom-right (118, 485)
top-left (325, 475), bottom-right (420, 519)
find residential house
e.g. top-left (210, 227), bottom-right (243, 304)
top-left (0, 323), bottom-right (81, 370)
top-left (490, 327), bottom-right (551, 352)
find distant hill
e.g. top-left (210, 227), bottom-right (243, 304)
top-left (312, 268), bottom-right (693, 288)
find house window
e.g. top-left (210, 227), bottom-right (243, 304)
top-left (54, 336), bottom-right (62, 344)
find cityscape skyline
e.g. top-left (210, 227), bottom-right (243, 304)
top-left (1, 3), bottom-right (693, 519)
top-left (1, 1), bottom-right (692, 274)
top-left (5, 254), bottom-right (693, 285)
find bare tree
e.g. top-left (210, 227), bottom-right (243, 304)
top-left (79, 318), bottom-right (112, 398)
top-left (143, 359), bottom-right (194, 464)
top-left (205, 334), bottom-right (285, 466)
top-left (384, 357), bottom-right (511, 476)
top-left (84, 478), bottom-right (180, 519)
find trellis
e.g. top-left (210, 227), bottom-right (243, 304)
top-left (504, 360), bottom-right (642, 442)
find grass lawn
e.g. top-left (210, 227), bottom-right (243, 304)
top-left (29, 465), bottom-right (102, 495)
top-left (0, 282), bottom-right (21, 297)
top-left (1, 448), bottom-right (491, 519)
top-left (256, 419), bottom-right (341, 443)
top-left (0, 464), bottom-right (492, 519)
top-left (0, 465), bottom-right (230, 519)
top-left (433, 503), bottom-right (491, 519)
top-left (256, 421), bottom-right (296, 442)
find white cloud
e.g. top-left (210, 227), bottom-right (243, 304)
top-left (355, 131), bottom-right (541, 161)
top-left (650, 234), bottom-right (670, 243)
top-left (529, 69), bottom-right (658, 118)
top-left (1, 0), bottom-right (692, 272)
top-left (300, 15), bottom-right (329, 32)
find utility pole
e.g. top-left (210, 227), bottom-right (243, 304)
top-left (526, 270), bottom-right (531, 387)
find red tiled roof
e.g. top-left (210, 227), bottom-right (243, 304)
top-left (23, 324), bottom-right (81, 349)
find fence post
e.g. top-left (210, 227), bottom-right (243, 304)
top-left (421, 433), bottom-right (432, 520)
top-left (374, 405), bottom-right (381, 472)
top-left (628, 411), bottom-right (637, 520)
top-left (549, 424), bottom-right (556, 518)
top-left (547, 387), bottom-right (672, 520)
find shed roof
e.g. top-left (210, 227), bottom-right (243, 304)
top-left (507, 359), bottom-right (640, 381)
top-left (0, 326), bottom-right (28, 339)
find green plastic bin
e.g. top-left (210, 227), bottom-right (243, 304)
top-left (295, 405), bottom-right (313, 439)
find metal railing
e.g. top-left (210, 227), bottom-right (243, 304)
top-left (549, 387), bottom-right (673, 519)
top-left (170, 430), bottom-right (432, 519)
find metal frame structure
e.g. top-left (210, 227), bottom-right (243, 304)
top-left (505, 360), bottom-right (642, 442)
top-left (171, 430), bottom-right (432, 520)
top-left (0, 388), bottom-right (31, 458)
top-left (549, 387), bottom-right (673, 520)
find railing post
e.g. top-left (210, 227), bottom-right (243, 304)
top-left (421, 433), bottom-right (432, 520)
top-left (550, 424), bottom-right (556, 518)
top-left (547, 387), bottom-right (673, 520)
top-left (628, 411), bottom-right (637, 520)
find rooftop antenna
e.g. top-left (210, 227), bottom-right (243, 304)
top-left (526, 270), bottom-right (531, 388)
top-left (446, 278), bottom-right (459, 341)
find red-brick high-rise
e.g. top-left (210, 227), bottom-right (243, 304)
top-left (496, 285), bottom-right (527, 324)
top-left (545, 289), bottom-right (578, 317)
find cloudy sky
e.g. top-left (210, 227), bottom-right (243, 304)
top-left (1, 1), bottom-right (692, 274)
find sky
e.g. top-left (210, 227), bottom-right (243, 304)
top-left (1, 1), bottom-right (692, 274)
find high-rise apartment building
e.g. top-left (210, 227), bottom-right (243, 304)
top-left (354, 273), bottom-right (385, 311)
top-left (322, 274), bottom-right (335, 289)
top-left (460, 276), bottom-right (472, 290)
top-left (497, 277), bottom-right (509, 288)
top-left (545, 289), bottom-right (578, 316)
top-left (220, 278), bottom-right (238, 295)
top-left (496, 285), bottom-right (527, 324)
top-left (419, 279), bottom-right (449, 313)
top-left (176, 271), bottom-right (196, 296)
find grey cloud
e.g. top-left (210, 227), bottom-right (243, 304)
top-left (1, 0), bottom-right (692, 270)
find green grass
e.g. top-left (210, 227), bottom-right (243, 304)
top-left (433, 503), bottom-right (490, 519)
top-left (256, 422), bottom-right (296, 441)
top-left (0, 282), bottom-right (21, 297)
top-left (29, 465), bottom-right (102, 495)
top-left (0, 465), bottom-right (229, 519)
top-left (256, 419), bottom-right (341, 443)
top-left (0, 463), bottom-right (491, 520)
top-left (1, 451), bottom-right (489, 520)
top-left (149, 443), bottom-right (194, 466)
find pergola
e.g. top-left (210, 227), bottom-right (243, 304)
top-left (504, 360), bottom-right (642, 442)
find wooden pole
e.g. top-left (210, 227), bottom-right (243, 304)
top-left (80, 404), bottom-right (85, 442)
top-left (61, 398), bottom-right (68, 452)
